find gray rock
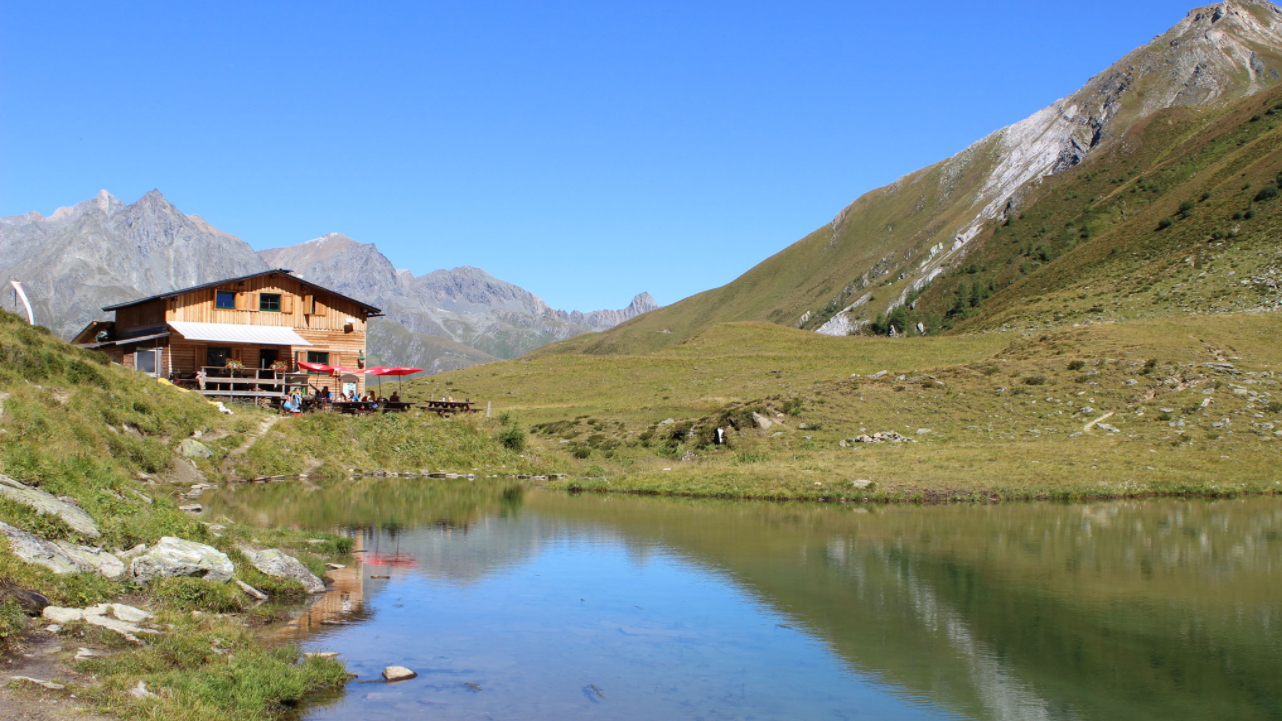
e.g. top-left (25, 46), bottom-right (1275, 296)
top-left (867, 370), bottom-right (888, 380)
top-left (752, 413), bottom-right (774, 430)
top-left (238, 545), bottom-right (326, 594)
top-left (0, 474), bottom-right (99, 538)
top-left (117, 543), bottom-right (147, 560)
top-left (850, 480), bottom-right (874, 489)
top-left (178, 439), bottom-right (213, 459)
top-left (130, 537), bottom-right (234, 584)
top-left (916, 428), bottom-right (932, 435)
top-left (42, 603), bottom-right (156, 643)
top-left (0, 521), bottom-right (121, 577)
top-left (382, 665), bottom-right (417, 682)
top-left (55, 542), bottom-right (125, 579)
top-left (236, 579), bottom-right (268, 601)
top-left (12, 676), bottom-right (66, 691)
top-left (129, 681), bottom-right (157, 700)
top-left (179, 504), bottom-right (204, 514)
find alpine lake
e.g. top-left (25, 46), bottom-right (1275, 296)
top-left (203, 479), bottom-right (1282, 721)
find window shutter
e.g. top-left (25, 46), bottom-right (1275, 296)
top-left (250, 293), bottom-right (260, 311)
top-left (234, 293), bottom-right (248, 311)
top-left (303, 295), bottom-right (315, 315)
top-left (281, 295), bottom-right (294, 313)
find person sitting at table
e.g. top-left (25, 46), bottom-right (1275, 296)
top-left (319, 386), bottom-right (332, 406)
top-left (196, 368), bottom-right (208, 391)
top-left (389, 391), bottom-right (400, 404)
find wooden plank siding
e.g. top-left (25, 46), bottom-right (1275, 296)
top-left (110, 271), bottom-right (372, 397)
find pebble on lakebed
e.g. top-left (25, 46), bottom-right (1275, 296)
top-left (383, 665), bottom-right (417, 682)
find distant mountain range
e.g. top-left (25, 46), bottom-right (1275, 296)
top-left (0, 191), bottom-right (657, 373)
top-left (556, 0), bottom-right (1282, 356)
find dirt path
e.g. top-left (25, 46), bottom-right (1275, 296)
top-left (219, 415), bottom-right (283, 477)
top-left (0, 629), bottom-right (117, 721)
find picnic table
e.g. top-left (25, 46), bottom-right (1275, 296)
top-left (334, 401), bottom-right (379, 415)
top-left (333, 400), bottom-right (413, 415)
top-left (420, 400), bottom-right (480, 417)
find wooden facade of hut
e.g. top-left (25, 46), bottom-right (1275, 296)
top-left (73, 269), bottom-right (381, 401)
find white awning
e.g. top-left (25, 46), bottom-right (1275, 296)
top-left (168, 321), bottom-right (312, 347)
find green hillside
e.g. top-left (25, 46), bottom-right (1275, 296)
top-left (916, 92), bottom-right (1282, 332)
top-left (533, 1), bottom-right (1282, 357)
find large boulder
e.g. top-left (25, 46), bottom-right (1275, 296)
top-left (130, 537), bottom-right (234, 584)
top-left (0, 474), bottom-right (100, 538)
top-left (178, 439), bottom-right (213, 459)
top-left (238, 545), bottom-right (326, 594)
top-left (0, 521), bottom-right (121, 577)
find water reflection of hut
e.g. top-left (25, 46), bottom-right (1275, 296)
top-left (274, 533), bottom-right (366, 642)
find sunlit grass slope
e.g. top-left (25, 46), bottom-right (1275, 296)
top-left (408, 313), bottom-right (1282, 502)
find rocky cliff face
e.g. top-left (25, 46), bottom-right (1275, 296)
top-left (1, 200), bottom-right (658, 370)
top-left (259, 233), bottom-right (659, 359)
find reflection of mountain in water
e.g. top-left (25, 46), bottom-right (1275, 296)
top-left (216, 477), bottom-right (1282, 721)
top-left (528, 496), bottom-right (1282, 721)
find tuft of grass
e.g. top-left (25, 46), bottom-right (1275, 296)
top-left (84, 614), bottom-right (348, 721)
top-left (0, 600), bottom-right (26, 652)
top-left (148, 577), bottom-right (244, 613)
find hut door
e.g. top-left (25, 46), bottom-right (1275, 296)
top-left (260, 349), bottom-right (279, 369)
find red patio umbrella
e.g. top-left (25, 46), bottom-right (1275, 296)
top-left (296, 361), bottom-right (333, 373)
top-left (362, 366), bottom-right (423, 395)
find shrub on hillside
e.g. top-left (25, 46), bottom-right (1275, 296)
top-left (499, 425), bottom-right (526, 452)
top-left (1067, 360), bottom-right (1086, 371)
top-left (1254, 185), bottom-right (1279, 202)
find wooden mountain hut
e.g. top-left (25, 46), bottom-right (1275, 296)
top-left (73, 269), bottom-right (382, 402)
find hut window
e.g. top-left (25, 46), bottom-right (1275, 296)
top-left (259, 293), bottom-right (282, 312)
top-left (215, 291), bottom-right (236, 309)
top-left (305, 351), bottom-right (330, 373)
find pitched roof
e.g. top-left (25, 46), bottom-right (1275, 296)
top-left (101, 269), bottom-right (382, 315)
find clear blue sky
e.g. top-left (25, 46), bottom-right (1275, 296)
top-left (1, 0), bottom-right (1208, 312)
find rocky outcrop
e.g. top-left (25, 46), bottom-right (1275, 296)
top-left (238, 545), bottom-right (326, 594)
top-left (0, 475), bottom-right (99, 538)
top-left (0, 521), bottom-right (122, 577)
top-left (129, 537), bottom-right (234, 584)
top-left (43, 603), bottom-right (156, 643)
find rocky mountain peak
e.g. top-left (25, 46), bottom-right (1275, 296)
top-left (628, 293), bottom-right (659, 314)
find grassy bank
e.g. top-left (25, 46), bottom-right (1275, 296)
top-left (401, 312), bottom-right (1282, 502)
top-left (0, 310), bottom-right (538, 720)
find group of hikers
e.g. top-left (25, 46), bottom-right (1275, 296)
top-left (281, 385), bottom-right (401, 414)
